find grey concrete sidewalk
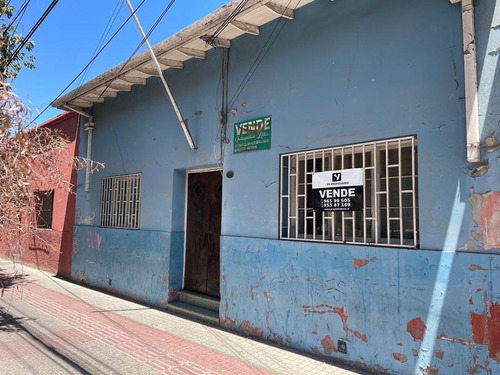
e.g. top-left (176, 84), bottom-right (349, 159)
top-left (0, 259), bottom-right (367, 375)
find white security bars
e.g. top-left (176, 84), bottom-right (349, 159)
top-left (100, 173), bottom-right (141, 229)
top-left (280, 136), bottom-right (418, 248)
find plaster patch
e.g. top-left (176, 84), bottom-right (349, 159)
top-left (469, 188), bottom-right (500, 249)
top-left (484, 135), bottom-right (499, 153)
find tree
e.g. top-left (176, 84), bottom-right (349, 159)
top-left (0, 42), bottom-right (102, 279)
top-left (0, 78), bottom-right (71, 266)
top-left (0, 0), bottom-right (36, 79)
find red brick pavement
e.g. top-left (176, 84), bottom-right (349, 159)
top-left (0, 278), bottom-right (272, 375)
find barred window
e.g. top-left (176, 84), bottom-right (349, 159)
top-left (100, 173), bottom-right (141, 229)
top-left (34, 190), bottom-right (54, 229)
top-left (280, 136), bottom-right (419, 248)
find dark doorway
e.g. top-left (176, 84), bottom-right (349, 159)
top-left (184, 170), bottom-right (222, 298)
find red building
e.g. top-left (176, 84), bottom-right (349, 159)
top-left (0, 112), bottom-right (79, 277)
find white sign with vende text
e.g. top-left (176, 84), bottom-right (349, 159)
top-left (312, 168), bottom-right (364, 211)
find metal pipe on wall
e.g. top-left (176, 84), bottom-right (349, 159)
top-left (62, 105), bottom-right (94, 192)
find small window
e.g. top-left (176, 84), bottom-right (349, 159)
top-left (34, 190), bottom-right (54, 229)
top-left (100, 173), bottom-right (141, 229)
top-left (280, 136), bottom-right (419, 248)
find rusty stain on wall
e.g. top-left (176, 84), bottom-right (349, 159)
top-left (310, 346), bottom-right (321, 355)
top-left (468, 264), bottom-right (489, 271)
top-left (434, 350), bottom-right (444, 360)
top-left (437, 334), bottom-right (472, 346)
top-left (407, 317), bottom-right (427, 342)
top-left (419, 365), bottom-right (439, 375)
top-left (352, 257), bottom-right (377, 269)
top-left (239, 320), bottom-right (264, 338)
top-left (469, 353), bottom-right (491, 374)
top-left (168, 288), bottom-right (179, 301)
top-left (301, 304), bottom-right (367, 343)
top-left (320, 335), bottom-right (338, 354)
top-left (392, 353), bottom-right (407, 363)
top-left (470, 292), bottom-right (500, 363)
top-left (468, 189), bottom-right (500, 249)
top-left (220, 316), bottom-right (236, 330)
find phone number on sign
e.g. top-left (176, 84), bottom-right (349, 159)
top-left (321, 198), bottom-right (351, 208)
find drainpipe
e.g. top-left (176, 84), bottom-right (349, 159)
top-left (462, 0), bottom-right (480, 163)
top-left (62, 105), bottom-right (94, 192)
top-left (125, 0), bottom-right (197, 150)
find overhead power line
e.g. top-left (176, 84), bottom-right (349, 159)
top-left (77, 0), bottom-right (124, 89)
top-left (205, 0), bottom-right (248, 46)
top-left (29, 0), bottom-right (148, 126)
top-left (229, 0), bottom-right (297, 109)
top-left (4, 0), bottom-right (31, 31)
top-left (30, 0), bottom-right (176, 125)
top-left (6, 0), bottom-right (59, 67)
top-left (92, 0), bottom-right (176, 104)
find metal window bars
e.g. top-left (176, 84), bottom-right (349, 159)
top-left (280, 136), bottom-right (418, 248)
top-left (100, 173), bottom-right (141, 229)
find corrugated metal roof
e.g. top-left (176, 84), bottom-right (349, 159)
top-left (51, 0), bottom-right (315, 111)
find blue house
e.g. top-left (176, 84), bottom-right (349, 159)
top-left (52, 0), bottom-right (500, 373)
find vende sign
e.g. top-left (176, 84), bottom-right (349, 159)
top-left (312, 169), bottom-right (364, 211)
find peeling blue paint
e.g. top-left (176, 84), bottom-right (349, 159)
top-left (220, 236), bottom-right (500, 373)
top-left (68, 0), bottom-right (500, 373)
top-left (72, 226), bottom-right (183, 306)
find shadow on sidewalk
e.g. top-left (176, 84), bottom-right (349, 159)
top-left (0, 268), bottom-right (28, 296)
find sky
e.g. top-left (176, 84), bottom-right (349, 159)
top-left (6, 0), bottom-right (229, 125)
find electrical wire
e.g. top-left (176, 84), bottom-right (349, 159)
top-left (28, 0), bottom-right (148, 125)
top-left (6, 0), bottom-right (59, 67)
top-left (76, 0), bottom-right (124, 89)
top-left (91, 0), bottom-right (176, 105)
top-left (205, 0), bottom-right (248, 46)
top-left (4, 0), bottom-right (30, 31)
top-left (13, 1), bottom-right (29, 32)
top-left (228, 0), bottom-right (297, 109)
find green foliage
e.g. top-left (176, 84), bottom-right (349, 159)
top-left (0, 0), bottom-right (36, 79)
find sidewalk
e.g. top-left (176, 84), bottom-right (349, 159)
top-left (0, 259), bottom-right (366, 375)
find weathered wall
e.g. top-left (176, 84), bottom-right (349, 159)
top-left (70, 0), bottom-right (500, 373)
top-left (72, 226), bottom-right (183, 306)
top-left (220, 238), bottom-right (500, 374)
top-left (0, 112), bottom-right (78, 276)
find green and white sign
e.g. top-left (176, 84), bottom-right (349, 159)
top-left (233, 115), bottom-right (271, 154)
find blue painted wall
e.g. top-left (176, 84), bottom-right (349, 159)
top-left (71, 0), bottom-right (500, 373)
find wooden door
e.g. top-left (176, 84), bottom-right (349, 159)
top-left (184, 171), bottom-right (222, 298)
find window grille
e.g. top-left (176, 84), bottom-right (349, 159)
top-left (34, 190), bottom-right (54, 229)
top-left (100, 173), bottom-right (141, 229)
top-left (280, 136), bottom-right (418, 248)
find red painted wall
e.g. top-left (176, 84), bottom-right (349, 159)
top-left (0, 112), bottom-right (79, 277)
